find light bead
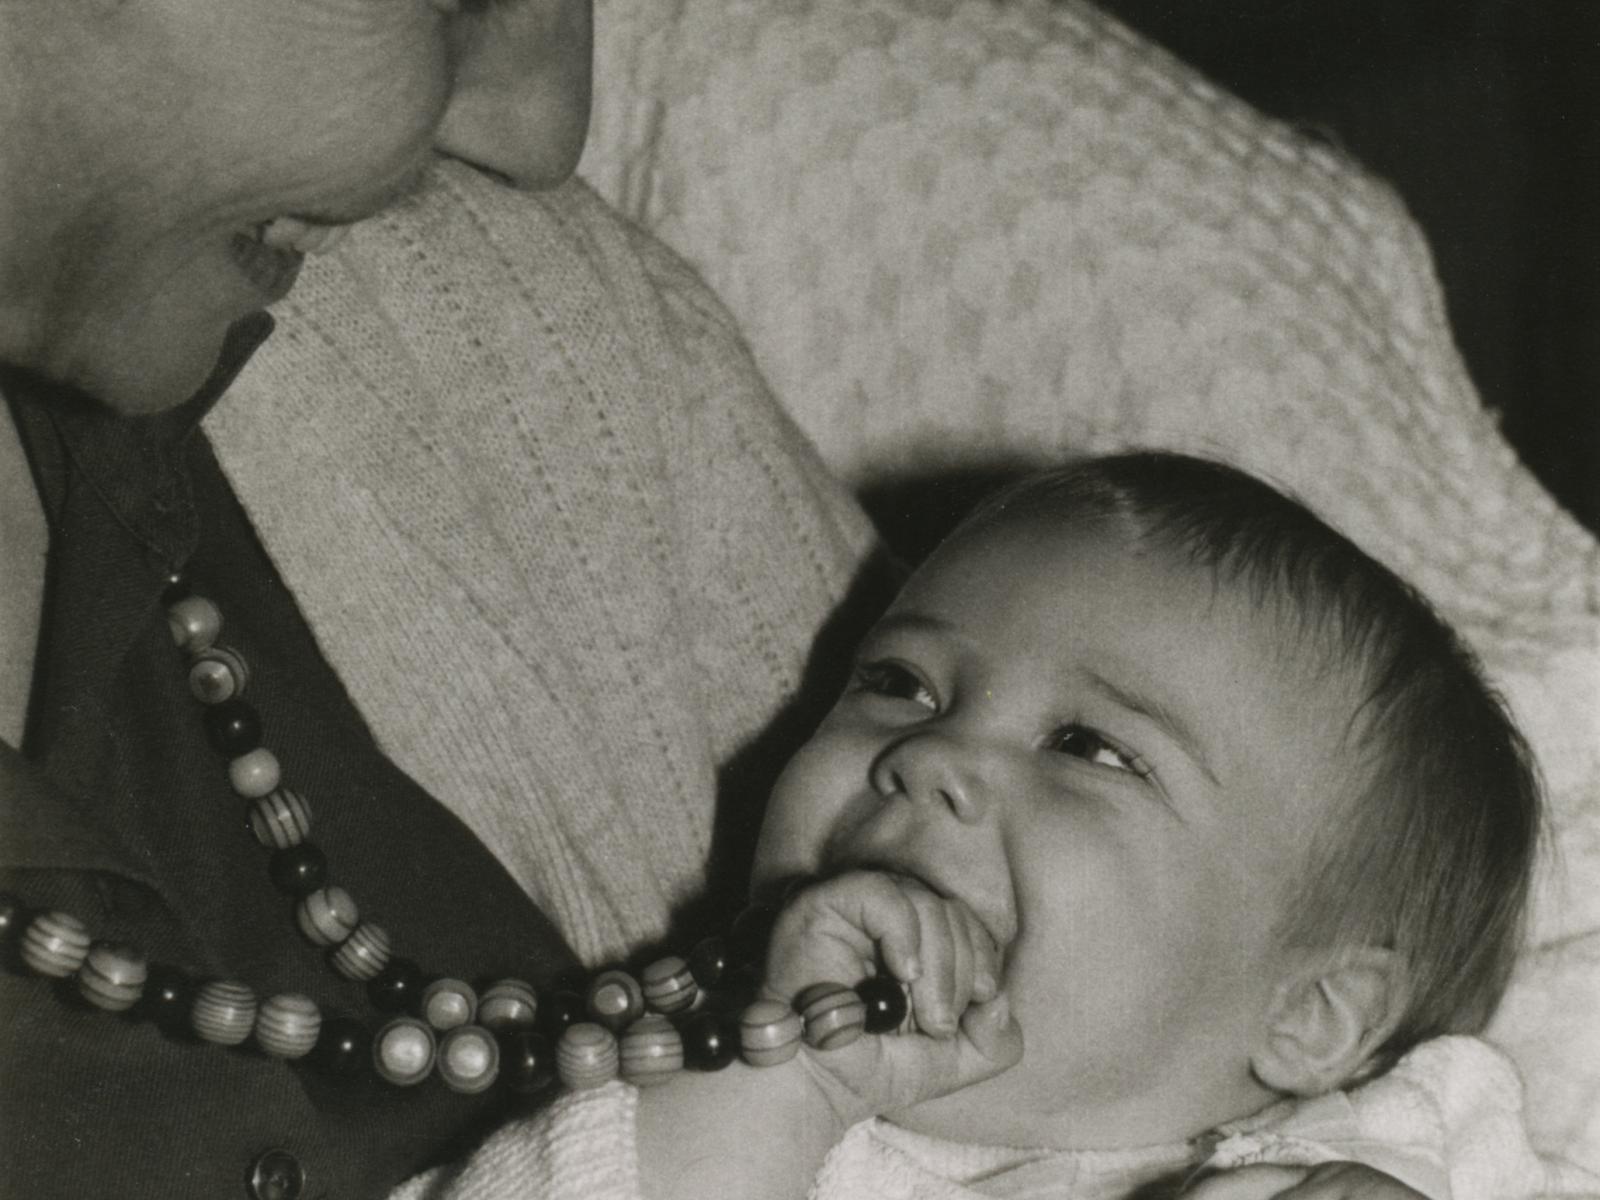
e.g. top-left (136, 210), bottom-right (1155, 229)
top-left (640, 955), bottom-right (697, 1015)
top-left (77, 942), bottom-right (148, 1012)
top-left (229, 748), bottom-right (282, 799)
top-left (421, 978), bottom-right (478, 1032)
top-left (556, 1022), bottom-right (619, 1090)
top-left (739, 999), bottom-right (803, 1067)
top-left (192, 980), bottom-right (259, 1046)
top-left (187, 645), bottom-right (249, 704)
top-left (254, 993), bottom-right (322, 1059)
top-left (166, 595), bottom-right (222, 653)
top-left (619, 1014), bottom-right (683, 1086)
top-left (437, 1025), bottom-right (501, 1094)
top-left (586, 968), bottom-right (644, 1031)
top-left (477, 979), bottom-right (539, 1033)
top-left (21, 911), bottom-right (91, 979)
top-left (374, 1017), bottom-right (436, 1086)
top-left (797, 982), bottom-right (866, 1051)
top-left (248, 788), bottom-right (312, 850)
top-left (295, 886), bottom-right (359, 947)
top-left (331, 922), bottom-right (392, 982)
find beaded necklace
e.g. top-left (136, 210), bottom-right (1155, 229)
top-left (3, 580), bottom-right (908, 1098)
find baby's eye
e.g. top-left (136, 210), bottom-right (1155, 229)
top-left (850, 661), bottom-right (938, 712)
top-left (1046, 723), bottom-right (1151, 778)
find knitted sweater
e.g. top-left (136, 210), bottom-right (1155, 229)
top-left (211, 162), bottom-right (879, 967)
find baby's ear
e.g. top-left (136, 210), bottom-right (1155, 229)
top-left (1250, 948), bottom-right (1407, 1096)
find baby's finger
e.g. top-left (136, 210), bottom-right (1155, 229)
top-left (765, 872), bottom-right (924, 1004)
top-left (903, 885), bottom-right (960, 1036)
top-left (957, 902), bottom-right (1000, 1003)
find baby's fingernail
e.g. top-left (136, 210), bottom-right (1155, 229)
top-left (974, 995), bottom-right (1010, 1027)
top-left (973, 969), bottom-right (998, 1001)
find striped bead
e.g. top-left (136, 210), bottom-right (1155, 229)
top-left (437, 1025), bottom-right (500, 1094)
top-left (619, 1014), bottom-right (683, 1086)
top-left (21, 911), bottom-right (91, 979)
top-left (188, 645), bottom-right (249, 704)
top-left (167, 595), bottom-right (222, 653)
top-left (478, 979), bottom-right (539, 1033)
top-left (229, 748), bottom-right (281, 799)
top-left (739, 999), bottom-right (803, 1067)
top-left (586, 969), bottom-right (644, 1031)
top-left (296, 886), bottom-right (359, 947)
top-left (374, 1017), bottom-right (436, 1086)
top-left (331, 922), bottom-right (391, 981)
top-left (192, 980), bottom-right (258, 1045)
top-left (421, 978), bottom-right (478, 1032)
top-left (798, 982), bottom-right (866, 1051)
top-left (254, 993), bottom-right (322, 1059)
top-left (77, 942), bottom-right (148, 1012)
top-left (248, 788), bottom-right (312, 849)
top-left (556, 1022), bottom-right (619, 1090)
top-left (640, 955), bottom-right (697, 1015)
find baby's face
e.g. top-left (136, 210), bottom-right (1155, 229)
top-left (754, 518), bottom-right (1359, 1148)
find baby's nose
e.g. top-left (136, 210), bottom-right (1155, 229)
top-left (870, 731), bottom-right (989, 824)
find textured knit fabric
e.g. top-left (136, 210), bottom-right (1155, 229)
top-left (210, 163), bottom-right (882, 969)
top-left (577, 0), bottom-right (1600, 1168)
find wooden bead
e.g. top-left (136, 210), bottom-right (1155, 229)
top-left (249, 788), bottom-right (312, 849)
top-left (367, 957), bottom-right (425, 1014)
top-left (255, 993), bottom-right (322, 1058)
top-left (687, 936), bottom-right (730, 989)
top-left (138, 965), bottom-right (194, 1032)
top-left (192, 980), bottom-right (258, 1046)
top-left (619, 1014), bottom-right (683, 1086)
top-left (536, 989), bottom-right (586, 1041)
top-left (22, 911), bottom-right (91, 979)
top-left (556, 1022), bottom-right (619, 1090)
top-left (188, 645), bottom-right (249, 704)
top-left (437, 1025), bottom-right (501, 1094)
top-left (269, 842), bottom-right (327, 896)
top-left (374, 1017), bottom-right (436, 1086)
top-left (797, 982), bottom-right (866, 1051)
top-left (331, 922), bottom-right (392, 982)
top-left (312, 1017), bottom-right (370, 1078)
top-left (0, 892), bottom-right (24, 941)
top-left (501, 1031), bottom-right (557, 1094)
top-left (586, 968), bottom-right (645, 1031)
top-left (296, 886), bottom-right (359, 946)
top-left (855, 975), bottom-right (909, 1035)
top-left (421, 977), bottom-right (478, 1031)
top-left (167, 595), bottom-right (222, 653)
top-left (478, 979), bottom-right (539, 1033)
top-left (640, 955), bottom-right (697, 1015)
top-left (77, 942), bottom-right (148, 1012)
top-left (204, 698), bottom-right (262, 756)
top-left (229, 748), bottom-right (281, 798)
top-left (681, 1011), bottom-right (739, 1072)
top-left (739, 999), bottom-right (803, 1067)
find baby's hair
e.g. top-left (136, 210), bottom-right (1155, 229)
top-left (948, 451), bottom-right (1541, 1066)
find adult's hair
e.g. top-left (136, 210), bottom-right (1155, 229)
top-left (950, 451), bottom-right (1542, 1065)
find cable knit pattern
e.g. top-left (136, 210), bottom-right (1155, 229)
top-left (209, 166), bottom-right (876, 965)
top-left (578, 0), bottom-right (1600, 1169)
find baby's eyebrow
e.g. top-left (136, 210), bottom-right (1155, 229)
top-left (1083, 669), bottom-right (1220, 788)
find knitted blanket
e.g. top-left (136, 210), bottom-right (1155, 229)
top-left (577, 0), bottom-right (1600, 1169)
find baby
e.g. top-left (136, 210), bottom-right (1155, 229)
top-left (506, 452), bottom-right (1547, 1200)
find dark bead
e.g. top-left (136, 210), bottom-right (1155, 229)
top-left (855, 976), bottom-right (908, 1035)
top-left (203, 698), bottom-right (263, 756)
top-left (268, 843), bottom-right (328, 897)
top-left (159, 572), bottom-right (191, 607)
top-left (535, 989), bottom-right (586, 1041)
top-left (138, 964), bottom-right (195, 1033)
top-left (687, 936), bottom-right (729, 990)
top-left (367, 957), bottom-right (425, 1014)
top-left (728, 904), bottom-right (779, 970)
top-left (499, 1031), bottom-right (557, 1095)
top-left (680, 1011), bottom-right (739, 1072)
top-left (247, 1148), bottom-right (305, 1200)
top-left (311, 1016), bottom-right (370, 1078)
top-left (0, 893), bottom-right (22, 941)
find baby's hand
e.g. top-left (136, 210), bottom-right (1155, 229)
top-left (764, 869), bottom-right (1003, 1037)
top-left (759, 871), bottom-right (1021, 1124)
